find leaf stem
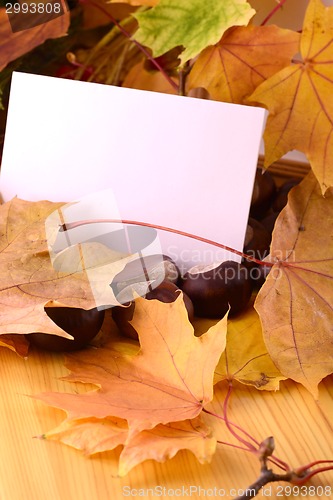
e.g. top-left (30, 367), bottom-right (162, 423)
top-left (178, 62), bottom-right (190, 96)
top-left (222, 383), bottom-right (257, 452)
top-left (260, 0), bottom-right (288, 26)
top-left (202, 407), bottom-right (260, 447)
top-left (60, 218), bottom-right (274, 267)
top-left (292, 460), bottom-right (333, 484)
top-left (216, 439), bottom-right (252, 453)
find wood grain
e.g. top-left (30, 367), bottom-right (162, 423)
top-left (0, 327), bottom-right (332, 500)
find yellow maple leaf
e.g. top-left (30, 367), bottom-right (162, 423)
top-left (214, 306), bottom-right (286, 391)
top-left (248, 0), bottom-right (333, 193)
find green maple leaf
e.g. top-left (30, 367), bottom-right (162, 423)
top-left (133, 0), bottom-right (255, 64)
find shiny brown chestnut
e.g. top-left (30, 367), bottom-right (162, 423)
top-left (180, 261), bottom-right (253, 318)
top-left (27, 307), bottom-right (105, 352)
top-left (243, 218), bottom-right (271, 266)
top-left (250, 168), bottom-right (276, 219)
top-left (242, 218), bottom-right (272, 288)
top-left (272, 179), bottom-right (301, 213)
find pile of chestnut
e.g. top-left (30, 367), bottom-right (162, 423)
top-left (27, 169), bottom-right (300, 350)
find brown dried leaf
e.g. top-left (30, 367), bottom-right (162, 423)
top-left (255, 171), bottom-right (333, 396)
top-left (0, 198), bottom-right (125, 341)
top-left (0, 4), bottom-right (70, 71)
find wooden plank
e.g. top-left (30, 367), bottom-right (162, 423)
top-left (0, 326), bottom-right (332, 500)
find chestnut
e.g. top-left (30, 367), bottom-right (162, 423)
top-left (145, 280), bottom-right (194, 322)
top-left (180, 261), bottom-right (253, 319)
top-left (243, 218), bottom-right (271, 265)
top-left (112, 281), bottom-right (194, 340)
top-left (111, 302), bottom-right (138, 340)
top-left (260, 212), bottom-right (279, 235)
top-left (27, 306), bottom-right (105, 352)
top-left (272, 178), bottom-right (301, 213)
top-left (242, 218), bottom-right (272, 288)
top-left (110, 254), bottom-right (180, 297)
top-left (250, 168), bottom-right (276, 219)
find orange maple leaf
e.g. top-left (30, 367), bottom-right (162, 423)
top-left (36, 296), bottom-right (228, 434)
top-left (248, 0), bottom-right (333, 193)
top-left (255, 171), bottom-right (333, 396)
top-left (187, 25), bottom-right (299, 104)
top-left (40, 414), bottom-right (215, 476)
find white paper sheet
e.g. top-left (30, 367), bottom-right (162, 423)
top-left (0, 72), bottom-right (266, 272)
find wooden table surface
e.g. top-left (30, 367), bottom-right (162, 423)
top-left (0, 323), bottom-right (332, 500)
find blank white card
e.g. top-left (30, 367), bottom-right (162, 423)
top-left (0, 72), bottom-right (266, 271)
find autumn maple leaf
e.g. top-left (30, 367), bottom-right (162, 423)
top-left (248, 0), bottom-right (333, 193)
top-left (36, 295), bottom-right (228, 435)
top-left (187, 25), bottom-right (300, 104)
top-left (255, 172), bottom-right (333, 396)
top-left (40, 414), bottom-right (216, 476)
